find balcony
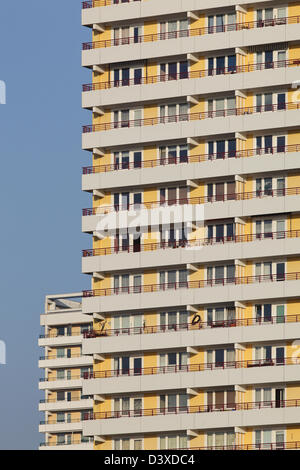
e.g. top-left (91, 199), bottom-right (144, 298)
top-left (187, 440), bottom-right (300, 451)
top-left (83, 0), bottom-right (140, 8)
top-left (81, 0), bottom-right (275, 28)
top-left (38, 353), bottom-right (93, 369)
top-left (82, 16), bottom-right (300, 67)
top-left (38, 333), bottom-right (85, 348)
top-left (82, 272), bottom-right (300, 314)
top-left (39, 375), bottom-right (84, 391)
top-left (81, 399), bottom-right (300, 436)
top-left (39, 418), bottom-right (86, 434)
top-left (82, 186), bottom-right (300, 233)
top-left (82, 358), bottom-right (300, 396)
top-left (82, 314), bottom-right (300, 356)
top-left (82, 102), bottom-right (300, 150)
top-left (82, 59), bottom-right (300, 109)
top-left (39, 437), bottom-right (94, 451)
top-left (82, 145), bottom-right (300, 194)
top-left (39, 397), bottom-right (93, 412)
top-left (82, 230), bottom-right (300, 274)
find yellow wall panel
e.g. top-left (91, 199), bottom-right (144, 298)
top-left (144, 435), bottom-right (158, 450)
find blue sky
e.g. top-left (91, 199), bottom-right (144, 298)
top-left (0, 0), bottom-right (92, 449)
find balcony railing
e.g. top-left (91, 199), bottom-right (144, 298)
top-left (83, 271), bottom-right (300, 298)
top-left (83, 313), bottom-right (300, 339)
top-left (80, 398), bottom-right (300, 421)
top-left (39, 396), bottom-right (92, 404)
top-left (40, 415), bottom-right (92, 425)
top-left (82, 15), bottom-right (300, 50)
top-left (185, 440), bottom-right (300, 451)
top-left (82, 0), bottom-right (141, 9)
top-left (82, 101), bottom-right (300, 134)
top-left (39, 353), bottom-right (84, 360)
top-left (39, 373), bottom-right (92, 382)
top-left (83, 230), bottom-right (300, 258)
top-left (83, 356), bottom-right (300, 380)
top-left (40, 437), bottom-right (93, 447)
top-left (83, 58), bottom-right (300, 92)
top-left (39, 329), bottom-right (91, 339)
top-left (83, 187), bottom-right (299, 217)
top-left (82, 143), bottom-right (300, 175)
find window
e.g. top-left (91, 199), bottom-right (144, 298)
top-left (57, 348), bottom-right (65, 358)
top-left (206, 264), bottom-right (235, 284)
top-left (134, 439), bottom-right (142, 450)
top-left (207, 306), bottom-right (236, 327)
top-left (57, 412), bottom-right (65, 423)
top-left (113, 355), bottom-right (142, 375)
top-left (57, 434), bottom-right (65, 445)
top-left (57, 327), bottom-right (65, 337)
top-left (56, 369), bottom-right (65, 380)
top-left (160, 434), bottom-right (187, 449)
top-left (57, 391), bottom-right (65, 401)
top-left (207, 432), bottom-right (235, 449)
top-left (160, 310), bottom-right (188, 331)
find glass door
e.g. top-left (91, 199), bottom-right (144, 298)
top-left (133, 151), bottom-right (142, 168)
top-left (276, 305), bottom-right (285, 323)
top-left (122, 68), bottom-right (130, 86)
top-left (134, 68), bottom-right (142, 85)
top-left (276, 262), bottom-right (285, 281)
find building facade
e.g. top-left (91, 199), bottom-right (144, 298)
top-left (40, 0), bottom-right (300, 450)
top-left (38, 294), bottom-right (94, 449)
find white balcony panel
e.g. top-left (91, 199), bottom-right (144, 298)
top-left (39, 421), bottom-right (83, 434)
top-left (39, 399), bottom-right (94, 412)
top-left (40, 312), bottom-right (90, 327)
top-left (82, 109), bottom-right (300, 150)
top-left (82, 364), bottom-right (300, 396)
top-left (82, 279), bottom-right (300, 314)
top-left (40, 442), bottom-right (94, 451)
top-left (82, 322), bottom-right (300, 356)
top-left (82, 407), bottom-right (300, 437)
top-left (82, 195), bottom-right (300, 233)
top-left (38, 335), bottom-right (83, 348)
top-left (39, 379), bottom-right (83, 391)
top-left (83, 67), bottom-right (300, 109)
top-left (82, 153), bottom-right (300, 192)
top-left (82, 0), bottom-right (271, 26)
top-left (82, 24), bottom-right (300, 67)
top-left (39, 356), bottom-right (93, 369)
top-left (82, 238), bottom-right (300, 274)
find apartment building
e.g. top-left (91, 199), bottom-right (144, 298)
top-left (40, 0), bottom-right (300, 451)
top-left (79, 0), bottom-right (300, 451)
top-left (38, 294), bottom-right (94, 450)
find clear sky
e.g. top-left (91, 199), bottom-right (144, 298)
top-left (0, 0), bottom-right (92, 449)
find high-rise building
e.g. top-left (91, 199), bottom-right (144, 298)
top-left (38, 294), bottom-right (94, 450)
top-left (40, 0), bottom-right (300, 451)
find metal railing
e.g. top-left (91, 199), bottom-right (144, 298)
top-left (79, 398), bottom-right (300, 421)
top-left (83, 313), bottom-right (300, 339)
top-left (184, 440), bottom-right (300, 451)
top-left (82, 101), bottom-right (300, 134)
top-left (83, 356), bottom-right (300, 380)
top-left (40, 437), bottom-right (93, 447)
top-left (82, 143), bottom-right (300, 175)
top-left (39, 374), bottom-right (91, 382)
top-left (39, 396), bottom-right (91, 404)
top-left (39, 353), bottom-right (83, 360)
top-left (82, 15), bottom-right (299, 50)
top-left (39, 329), bottom-right (91, 339)
top-left (83, 186), bottom-right (299, 216)
top-left (83, 0), bottom-right (141, 8)
top-left (83, 58), bottom-right (300, 92)
top-left (83, 272), bottom-right (300, 298)
top-left (83, 230), bottom-right (300, 257)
